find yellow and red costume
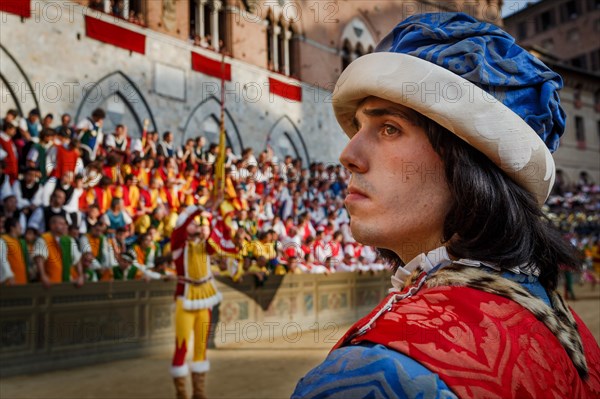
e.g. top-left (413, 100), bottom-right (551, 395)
top-left (170, 206), bottom-right (221, 378)
top-left (147, 187), bottom-right (161, 210)
top-left (86, 186), bottom-right (112, 214)
top-left (131, 167), bottom-right (150, 188)
top-left (161, 186), bottom-right (181, 212)
top-left (179, 176), bottom-right (199, 207)
top-left (123, 184), bottom-right (141, 217)
top-left (103, 164), bottom-right (121, 184)
top-left (154, 167), bottom-right (175, 186)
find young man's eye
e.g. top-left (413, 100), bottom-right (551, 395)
top-left (383, 125), bottom-right (400, 136)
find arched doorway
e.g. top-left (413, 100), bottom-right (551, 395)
top-left (182, 96), bottom-right (243, 154)
top-left (339, 18), bottom-right (376, 70)
top-left (75, 71), bottom-right (157, 137)
top-left (0, 44), bottom-right (40, 116)
top-left (267, 115), bottom-right (310, 167)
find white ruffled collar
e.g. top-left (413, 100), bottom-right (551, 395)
top-left (390, 246), bottom-right (539, 292)
top-left (390, 247), bottom-right (452, 292)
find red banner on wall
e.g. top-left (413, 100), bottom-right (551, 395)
top-left (269, 77), bottom-right (302, 102)
top-left (0, 0), bottom-right (30, 18)
top-left (191, 52), bottom-right (232, 81)
top-left (85, 15), bottom-right (146, 55)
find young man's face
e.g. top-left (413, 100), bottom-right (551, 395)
top-left (12, 222), bottom-right (22, 237)
top-left (51, 218), bottom-right (68, 236)
top-left (43, 132), bottom-right (54, 144)
top-left (24, 170), bottom-right (36, 184)
top-left (69, 227), bottom-right (79, 239)
top-left (25, 229), bottom-right (36, 243)
top-left (187, 221), bottom-right (209, 241)
top-left (141, 234), bottom-right (153, 248)
top-left (88, 207), bottom-right (100, 219)
top-left (339, 97), bottom-right (451, 262)
top-left (3, 196), bottom-right (17, 212)
top-left (60, 173), bottom-right (73, 186)
top-left (91, 224), bottom-right (103, 237)
top-left (51, 191), bottom-right (66, 208)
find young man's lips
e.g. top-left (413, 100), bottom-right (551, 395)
top-left (346, 187), bottom-right (369, 202)
top-left (348, 187), bottom-right (368, 197)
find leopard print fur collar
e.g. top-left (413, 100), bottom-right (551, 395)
top-left (400, 264), bottom-right (588, 379)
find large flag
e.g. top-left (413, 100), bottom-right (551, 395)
top-left (209, 55), bottom-right (237, 257)
top-left (207, 200), bottom-right (238, 257)
top-left (213, 115), bottom-right (226, 196)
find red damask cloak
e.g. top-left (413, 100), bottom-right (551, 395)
top-left (334, 285), bottom-right (600, 399)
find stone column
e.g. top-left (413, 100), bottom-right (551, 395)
top-left (198, 0), bottom-right (207, 37)
top-left (282, 28), bottom-right (292, 75)
top-left (123, 0), bottom-right (129, 19)
top-left (211, 0), bottom-right (222, 51)
top-left (272, 24), bottom-right (281, 72)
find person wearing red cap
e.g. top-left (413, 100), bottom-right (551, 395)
top-left (293, 12), bottom-right (600, 399)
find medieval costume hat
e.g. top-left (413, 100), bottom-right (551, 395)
top-left (332, 12), bottom-right (566, 205)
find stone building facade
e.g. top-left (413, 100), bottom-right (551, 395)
top-left (504, 0), bottom-right (600, 184)
top-left (1, 0), bottom-right (541, 168)
top-left (537, 55), bottom-right (600, 186)
top-left (504, 0), bottom-right (600, 73)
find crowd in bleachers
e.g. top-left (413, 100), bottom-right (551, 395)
top-left (1, 107), bottom-right (599, 288)
top-left (544, 174), bottom-right (600, 297)
top-left (0, 107), bottom-right (388, 287)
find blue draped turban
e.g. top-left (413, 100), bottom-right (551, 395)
top-left (375, 12), bottom-right (565, 153)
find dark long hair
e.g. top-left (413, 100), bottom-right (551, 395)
top-left (380, 113), bottom-right (578, 291)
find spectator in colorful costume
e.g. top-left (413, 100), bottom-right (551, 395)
top-left (33, 214), bottom-right (83, 288)
top-left (170, 205), bottom-right (222, 399)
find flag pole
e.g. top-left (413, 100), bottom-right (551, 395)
top-left (213, 53), bottom-right (227, 198)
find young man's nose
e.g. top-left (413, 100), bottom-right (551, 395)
top-left (339, 131), bottom-right (368, 174)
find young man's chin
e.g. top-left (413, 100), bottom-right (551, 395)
top-left (349, 220), bottom-right (378, 247)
